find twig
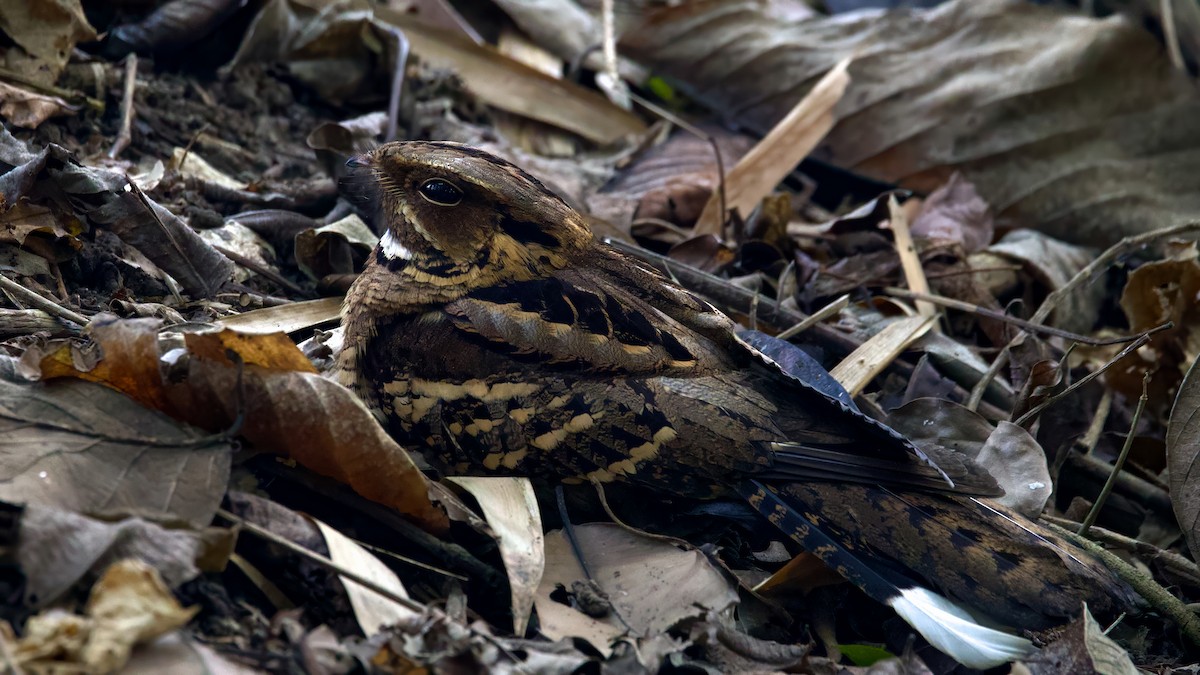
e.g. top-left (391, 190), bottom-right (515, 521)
top-left (0, 65), bottom-right (102, 111)
top-left (967, 221), bottom-right (1200, 411)
top-left (1162, 0), bottom-right (1186, 71)
top-left (884, 287), bottom-right (1157, 346)
top-left (217, 508), bottom-right (426, 614)
top-left (776, 294), bottom-right (848, 342)
top-left (383, 26), bottom-right (410, 143)
top-left (109, 54), bottom-right (138, 159)
top-left (211, 244), bottom-right (311, 298)
top-left (1043, 520), bottom-right (1200, 649)
top-left (887, 195), bottom-right (936, 320)
top-left (1013, 322), bottom-right (1171, 428)
top-left (1079, 372), bottom-right (1150, 536)
top-left (0, 275), bottom-right (87, 326)
top-left (1042, 514), bottom-right (1200, 587)
top-left (628, 91), bottom-right (727, 238)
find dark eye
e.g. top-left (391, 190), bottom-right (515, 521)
top-left (418, 178), bottom-right (464, 206)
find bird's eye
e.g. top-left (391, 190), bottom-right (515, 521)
top-left (418, 178), bottom-right (464, 206)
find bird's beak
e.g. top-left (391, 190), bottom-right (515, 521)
top-left (346, 154), bottom-right (372, 169)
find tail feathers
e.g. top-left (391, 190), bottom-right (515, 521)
top-left (737, 480), bottom-right (1033, 669)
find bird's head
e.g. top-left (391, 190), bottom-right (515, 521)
top-left (350, 141), bottom-right (592, 280)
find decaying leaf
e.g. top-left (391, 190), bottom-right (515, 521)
top-left (535, 523), bottom-right (738, 654)
top-left (623, 0), bottom-right (1200, 247)
top-left (1023, 605), bottom-right (1137, 675)
top-left (1168, 354), bottom-right (1200, 562)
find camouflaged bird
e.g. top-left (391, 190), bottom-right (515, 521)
top-left (336, 141), bottom-right (1141, 667)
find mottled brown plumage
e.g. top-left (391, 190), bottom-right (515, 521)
top-left (336, 141), bottom-right (1140, 654)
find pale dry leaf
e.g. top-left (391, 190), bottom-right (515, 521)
top-left (830, 315), bottom-right (936, 396)
top-left (218, 296), bottom-right (343, 334)
top-left (0, 81), bottom-right (78, 129)
top-left (82, 559), bottom-right (199, 673)
top-left (311, 517), bottom-right (418, 636)
top-left (376, 6), bottom-right (646, 144)
top-left (121, 632), bottom-right (262, 675)
top-left (447, 476), bottom-right (544, 635)
top-left (0, 0), bottom-right (97, 86)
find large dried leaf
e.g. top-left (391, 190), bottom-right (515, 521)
top-left (23, 317), bottom-right (447, 532)
top-left (376, 7), bottom-right (646, 144)
top-left (0, 376), bottom-right (230, 528)
top-left (0, 0), bottom-right (96, 87)
top-left (622, 0), bottom-right (1200, 246)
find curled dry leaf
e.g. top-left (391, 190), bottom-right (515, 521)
top-left (446, 476), bottom-right (544, 635)
top-left (888, 398), bottom-right (1050, 517)
top-left (622, 0), bottom-right (1200, 247)
top-left (12, 559), bottom-right (198, 674)
top-left (0, 129), bottom-right (233, 297)
top-left (23, 316), bottom-right (448, 533)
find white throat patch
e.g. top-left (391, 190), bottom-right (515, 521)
top-left (379, 231), bottom-right (415, 260)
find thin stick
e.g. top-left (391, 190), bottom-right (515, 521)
top-left (888, 195), bottom-right (936, 320)
top-left (0, 275), bottom-right (87, 326)
top-left (776, 294), bottom-right (848, 341)
top-left (1079, 373), bottom-right (1150, 537)
top-left (1044, 520), bottom-right (1200, 649)
top-left (968, 221), bottom-right (1200, 410)
top-left (1012, 323), bottom-right (1170, 428)
top-left (383, 26), bottom-right (410, 143)
top-left (884, 287), bottom-right (1160, 346)
top-left (109, 54), bottom-right (138, 159)
top-left (217, 508), bottom-right (426, 614)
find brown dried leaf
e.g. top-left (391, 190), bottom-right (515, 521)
top-left (0, 0), bottom-right (97, 86)
top-left (909, 173), bottom-right (993, 253)
top-left (623, 0), bottom-right (1200, 246)
top-left (23, 317), bottom-right (447, 533)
